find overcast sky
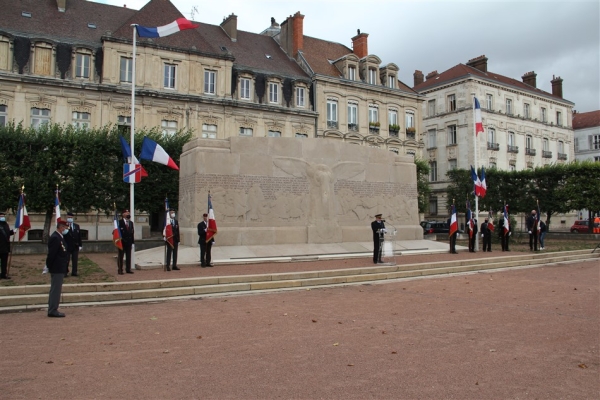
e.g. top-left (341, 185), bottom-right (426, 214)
top-left (97, 0), bottom-right (600, 113)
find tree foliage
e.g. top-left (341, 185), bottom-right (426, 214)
top-left (414, 158), bottom-right (430, 214)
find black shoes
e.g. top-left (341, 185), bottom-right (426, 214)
top-left (172, 266), bottom-right (180, 270)
top-left (207, 264), bottom-right (214, 267)
top-left (126, 270), bottom-right (134, 274)
top-left (48, 311), bottom-right (65, 318)
top-left (166, 266), bottom-right (171, 271)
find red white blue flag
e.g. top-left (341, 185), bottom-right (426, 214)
top-left (471, 166), bottom-right (485, 197)
top-left (449, 205), bottom-right (458, 237)
top-left (479, 167), bottom-right (487, 198)
top-left (54, 188), bottom-right (61, 223)
top-left (140, 137), bottom-right (179, 170)
top-left (120, 135), bottom-right (148, 179)
top-left (488, 209), bottom-right (495, 232)
top-left (503, 205), bottom-right (510, 236)
top-left (474, 97), bottom-right (484, 136)
top-left (206, 193), bottom-right (217, 242)
top-left (112, 208), bottom-right (123, 250)
top-left (163, 197), bottom-right (174, 249)
top-left (136, 18), bottom-right (199, 38)
top-left (466, 200), bottom-right (474, 239)
top-left (15, 192), bottom-right (31, 241)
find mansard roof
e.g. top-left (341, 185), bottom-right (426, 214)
top-left (573, 110), bottom-right (600, 129)
top-left (0, 0), bottom-right (135, 46)
top-left (413, 63), bottom-right (572, 104)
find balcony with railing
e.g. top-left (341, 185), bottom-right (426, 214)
top-left (487, 142), bottom-right (500, 151)
top-left (525, 148), bottom-right (536, 156)
top-left (327, 120), bottom-right (338, 129)
top-left (558, 153), bottom-right (568, 160)
top-left (389, 124), bottom-right (400, 138)
top-left (542, 150), bottom-right (553, 158)
top-left (507, 145), bottom-right (519, 153)
top-left (348, 123), bottom-right (358, 132)
top-left (406, 127), bottom-right (416, 140)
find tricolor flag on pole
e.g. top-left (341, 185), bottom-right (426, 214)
top-left (112, 207), bottom-right (123, 250)
top-left (449, 204), bottom-right (458, 237)
top-left (54, 188), bottom-right (61, 223)
top-left (466, 200), bottom-right (474, 239)
top-left (206, 193), bottom-right (217, 242)
top-left (15, 192), bottom-right (31, 241)
top-left (470, 166), bottom-right (485, 197)
top-left (479, 167), bottom-right (487, 198)
top-left (474, 97), bottom-right (484, 136)
top-left (503, 205), bottom-right (510, 236)
top-left (136, 18), bottom-right (199, 38)
top-left (488, 209), bottom-right (495, 232)
top-left (163, 197), bottom-right (174, 249)
top-left (140, 137), bottom-right (179, 170)
top-left (120, 136), bottom-right (148, 179)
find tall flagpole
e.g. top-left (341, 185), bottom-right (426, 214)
top-left (472, 93), bottom-right (479, 251)
top-left (130, 24), bottom-right (137, 270)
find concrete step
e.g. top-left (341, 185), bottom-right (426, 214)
top-left (1, 250), bottom-right (597, 312)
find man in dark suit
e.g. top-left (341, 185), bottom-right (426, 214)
top-left (468, 218), bottom-right (478, 252)
top-left (118, 209), bottom-right (134, 274)
top-left (498, 219), bottom-right (511, 251)
top-left (0, 212), bottom-right (15, 279)
top-left (64, 211), bottom-right (83, 277)
top-left (371, 214), bottom-right (386, 264)
top-left (197, 213), bottom-right (214, 267)
top-left (526, 209), bottom-right (538, 251)
top-left (47, 219), bottom-right (70, 317)
top-left (447, 216), bottom-right (458, 254)
top-left (480, 218), bottom-right (492, 252)
top-left (164, 208), bottom-right (180, 271)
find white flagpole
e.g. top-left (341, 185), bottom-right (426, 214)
top-left (472, 93), bottom-right (479, 251)
top-left (130, 24), bottom-right (137, 269)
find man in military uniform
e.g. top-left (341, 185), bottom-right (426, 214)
top-left (526, 209), bottom-right (538, 251)
top-left (64, 212), bottom-right (82, 277)
top-left (371, 214), bottom-right (386, 264)
top-left (197, 213), bottom-right (214, 267)
top-left (47, 219), bottom-right (70, 317)
top-left (480, 218), bottom-right (492, 252)
top-left (118, 209), bottom-right (134, 274)
top-left (164, 208), bottom-right (180, 271)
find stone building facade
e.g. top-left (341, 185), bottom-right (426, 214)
top-left (573, 110), bottom-right (600, 162)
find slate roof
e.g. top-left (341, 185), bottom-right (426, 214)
top-left (413, 63), bottom-right (572, 104)
top-left (573, 110), bottom-right (600, 129)
top-left (300, 35), bottom-right (416, 93)
top-left (0, 0), bottom-right (135, 46)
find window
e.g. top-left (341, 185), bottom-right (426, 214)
top-left (0, 40), bottom-right (9, 70)
top-left (486, 94), bottom-right (493, 110)
top-left (389, 148), bottom-right (399, 155)
top-left (0, 105), bottom-right (6, 126)
top-left (449, 159), bottom-right (457, 170)
top-left (161, 120), bottom-right (177, 136)
top-left (488, 128), bottom-right (495, 145)
top-left (239, 127), bottom-right (253, 136)
top-left (368, 105), bottom-right (379, 123)
top-left (34, 44), bottom-right (52, 76)
top-left (31, 108), bottom-right (50, 128)
top-left (447, 125), bottom-right (457, 145)
top-left (269, 82), bottom-right (279, 103)
top-left (347, 102), bottom-right (358, 129)
top-left (489, 161), bottom-right (497, 169)
top-left (448, 94), bottom-right (456, 112)
top-left (523, 104), bottom-right (530, 119)
top-left (327, 99), bottom-right (338, 128)
top-left (72, 111), bottom-right (90, 128)
top-left (295, 133), bottom-right (308, 138)
top-left (556, 111), bottom-right (562, 126)
top-left (506, 99), bottom-right (512, 115)
top-left (348, 66), bottom-right (356, 81)
top-left (508, 131), bottom-right (515, 146)
top-left (120, 57), bottom-right (132, 83)
top-left (75, 53), bottom-right (90, 78)
top-left (574, 138), bottom-right (579, 152)
top-left (268, 130), bottom-right (281, 137)
top-left (541, 107), bottom-right (547, 122)
top-left (405, 111), bottom-right (415, 128)
top-left (368, 68), bottom-right (377, 84)
top-left (428, 100), bottom-right (436, 117)
top-left (429, 161), bottom-right (437, 182)
top-left (296, 87), bottom-right (305, 107)
top-left (509, 164), bottom-right (516, 171)
top-left (240, 78), bottom-right (250, 100)
top-left (543, 138), bottom-right (549, 151)
top-left (388, 75), bottom-right (395, 88)
top-left (204, 70), bottom-right (216, 94)
top-left (526, 135), bottom-right (532, 149)
top-left (590, 134), bottom-right (600, 150)
top-left (164, 63), bottom-right (176, 89)
top-left (595, 156), bottom-right (600, 162)
top-left (429, 197), bottom-right (438, 215)
top-left (202, 124), bottom-right (217, 139)
top-left (117, 115), bottom-right (131, 135)
top-left (558, 140), bottom-right (564, 154)
top-left (388, 109), bottom-right (398, 126)
top-left (428, 129), bottom-right (436, 148)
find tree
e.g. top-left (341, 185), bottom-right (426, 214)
top-left (414, 158), bottom-right (431, 214)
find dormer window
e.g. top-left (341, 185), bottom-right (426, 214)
top-left (368, 68), bottom-right (377, 85)
top-left (387, 75), bottom-right (395, 88)
top-left (348, 66), bottom-right (356, 81)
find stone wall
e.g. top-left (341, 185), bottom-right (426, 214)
top-left (178, 137), bottom-right (422, 246)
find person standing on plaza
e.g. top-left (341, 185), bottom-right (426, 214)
top-left (64, 212), bottom-right (82, 277)
top-left (164, 208), bottom-right (180, 271)
top-left (526, 209), bottom-right (538, 251)
top-left (118, 209), bottom-right (135, 274)
top-left (47, 219), bottom-right (70, 317)
top-left (448, 204), bottom-right (458, 254)
top-left (371, 214), bottom-right (386, 264)
top-left (480, 217), bottom-right (492, 252)
top-left (0, 212), bottom-right (15, 279)
top-left (197, 213), bottom-right (213, 267)
top-left (539, 220), bottom-right (547, 250)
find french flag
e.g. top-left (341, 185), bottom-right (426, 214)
top-left (54, 189), bottom-right (61, 223)
top-left (112, 208), bottom-right (123, 250)
top-left (479, 167), bottom-right (487, 198)
top-left (136, 18), bottom-right (199, 38)
top-left (140, 137), bottom-right (179, 170)
top-left (163, 197), bottom-right (174, 249)
top-left (120, 136), bottom-right (148, 178)
top-left (206, 193), bottom-right (218, 242)
top-left (503, 205), bottom-right (510, 236)
top-left (15, 193), bottom-right (31, 241)
top-left (449, 205), bottom-right (458, 237)
top-left (470, 166), bottom-right (484, 197)
top-left (474, 97), bottom-right (484, 136)
top-left (466, 200), bottom-right (473, 239)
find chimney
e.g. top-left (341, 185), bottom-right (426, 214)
top-left (57, 0), bottom-right (66, 12)
top-left (351, 29), bottom-right (369, 58)
top-left (413, 70), bottom-right (424, 86)
top-left (551, 75), bottom-right (563, 98)
top-left (466, 55), bottom-right (488, 73)
top-left (522, 71), bottom-right (537, 88)
top-left (220, 13), bottom-right (237, 42)
top-left (261, 17), bottom-right (281, 37)
top-left (425, 70), bottom-right (438, 80)
top-left (280, 12), bottom-right (304, 58)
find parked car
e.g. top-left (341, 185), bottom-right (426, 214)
top-left (570, 220), bottom-right (597, 233)
top-left (421, 221), bottom-right (449, 235)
